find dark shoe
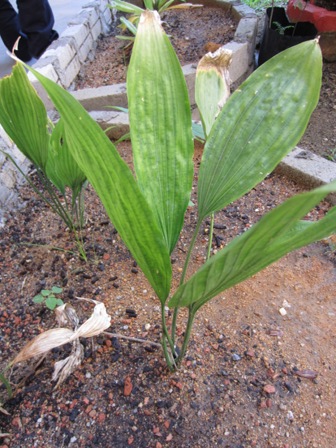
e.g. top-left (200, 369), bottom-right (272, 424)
top-left (32, 29), bottom-right (59, 59)
top-left (13, 34), bottom-right (32, 62)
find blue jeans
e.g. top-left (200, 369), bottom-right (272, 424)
top-left (0, 0), bottom-right (58, 61)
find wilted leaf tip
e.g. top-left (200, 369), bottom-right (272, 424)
top-left (197, 48), bottom-right (232, 78)
top-left (139, 9), bottom-right (161, 26)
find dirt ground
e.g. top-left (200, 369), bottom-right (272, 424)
top-left (1, 6), bottom-right (336, 448)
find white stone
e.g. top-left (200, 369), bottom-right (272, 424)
top-left (279, 307), bottom-right (287, 316)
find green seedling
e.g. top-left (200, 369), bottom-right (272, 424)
top-left (33, 286), bottom-right (64, 310)
top-left (0, 69), bottom-right (88, 260)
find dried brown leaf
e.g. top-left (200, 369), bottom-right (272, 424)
top-left (13, 328), bottom-right (74, 364)
top-left (52, 341), bottom-right (84, 387)
top-left (55, 303), bottom-right (79, 328)
top-left (13, 302), bottom-right (111, 365)
top-left (74, 302), bottom-right (111, 338)
top-left (197, 47), bottom-right (232, 108)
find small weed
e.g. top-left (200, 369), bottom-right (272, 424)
top-left (273, 21), bottom-right (295, 34)
top-left (242, 0), bottom-right (285, 11)
top-left (323, 147), bottom-right (336, 162)
top-left (33, 286), bottom-right (64, 310)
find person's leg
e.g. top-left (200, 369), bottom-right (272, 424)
top-left (0, 0), bottom-right (32, 61)
top-left (17, 0), bottom-right (58, 58)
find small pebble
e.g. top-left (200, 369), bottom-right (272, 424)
top-left (263, 384), bottom-right (276, 394)
top-left (279, 307), bottom-right (287, 316)
top-left (287, 410), bottom-right (294, 421)
top-left (232, 353), bottom-right (241, 361)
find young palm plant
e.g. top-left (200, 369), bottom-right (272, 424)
top-left (11, 11), bottom-right (336, 370)
top-left (111, 0), bottom-right (201, 44)
top-left (0, 66), bottom-right (88, 258)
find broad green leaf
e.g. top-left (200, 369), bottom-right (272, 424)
top-left (192, 121), bottom-right (205, 142)
top-left (169, 181), bottom-right (336, 309)
top-left (116, 35), bottom-right (135, 42)
top-left (51, 286), bottom-right (63, 294)
top-left (158, 0), bottom-right (174, 11)
top-left (41, 290), bottom-right (50, 296)
top-left (33, 295), bottom-right (44, 304)
top-left (24, 64), bottom-right (172, 302)
top-left (0, 63), bottom-right (50, 170)
top-left (45, 296), bottom-right (57, 310)
top-left (46, 119), bottom-right (87, 199)
top-left (128, 11), bottom-right (194, 253)
top-left (195, 48), bottom-right (232, 138)
top-left (143, 0), bottom-right (155, 10)
top-left (110, 0), bottom-right (144, 14)
top-left (119, 17), bottom-right (138, 36)
top-left (198, 40), bottom-right (322, 221)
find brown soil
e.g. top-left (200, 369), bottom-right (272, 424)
top-left (1, 139), bottom-right (336, 447)
top-left (1, 7), bottom-right (336, 448)
top-left (299, 61), bottom-right (336, 159)
top-left (76, 7), bottom-right (237, 88)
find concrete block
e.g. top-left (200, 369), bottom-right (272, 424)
top-left (27, 64), bottom-right (59, 109)
top-left (28, 62), bottom-right (59, 83)
top-left (0, 150), bottom-right (6, 166)
top-left (0, 127), bottom-right (14, 147)
top-left (0, 187), bottom-right (18, 212)
top-left (224, 41), bottom-right (250, 83)
top-left (234, 17), bottom-right (258, 65)
top-left (82, 7), bottom-right (100, 30)
top-left (230, 2), bottom-right (256, 20)
top-left (183, 63), bottom-right (197, 106)
top-left (90, 110), bottom-right (130, 139)
top-left (91, 19), bottom-right (103, 41)
top-left (55, 43), bottom-right (78, 71)
top-left (58, 57), bottom-right (82, 89)
top-left (36, 54), bottom-right (59, 68)
top-left (102, 4), bottom-right (113, 23)
top-left (1, 169), bottom-right (17, 190)
top-left (61, 24), bottom-right (90, 48)
top-left (276, 147), bottom-right (336, 204)
top-left (73, 84), bottom-right (128, 110)
top-left (11, 145), bottom-right (28, 165)
top-left (78, 35), bottom-right (95, 63)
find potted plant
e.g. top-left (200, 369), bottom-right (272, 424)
top-left (287, 0), bottom-right (336, 61)
top-left (258, 2), bottom-right (317, 65)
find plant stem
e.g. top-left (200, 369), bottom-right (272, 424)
top-left (171, 219), bottom-right (202, 345)
top-left (35, 169), bottom-right (74, 230)
top-left (161, 303), bottom-right (177, 370)
top-left (175, 305), bottom-right (196, 365)
top-left (207, 213), bottom-right (214, 260)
